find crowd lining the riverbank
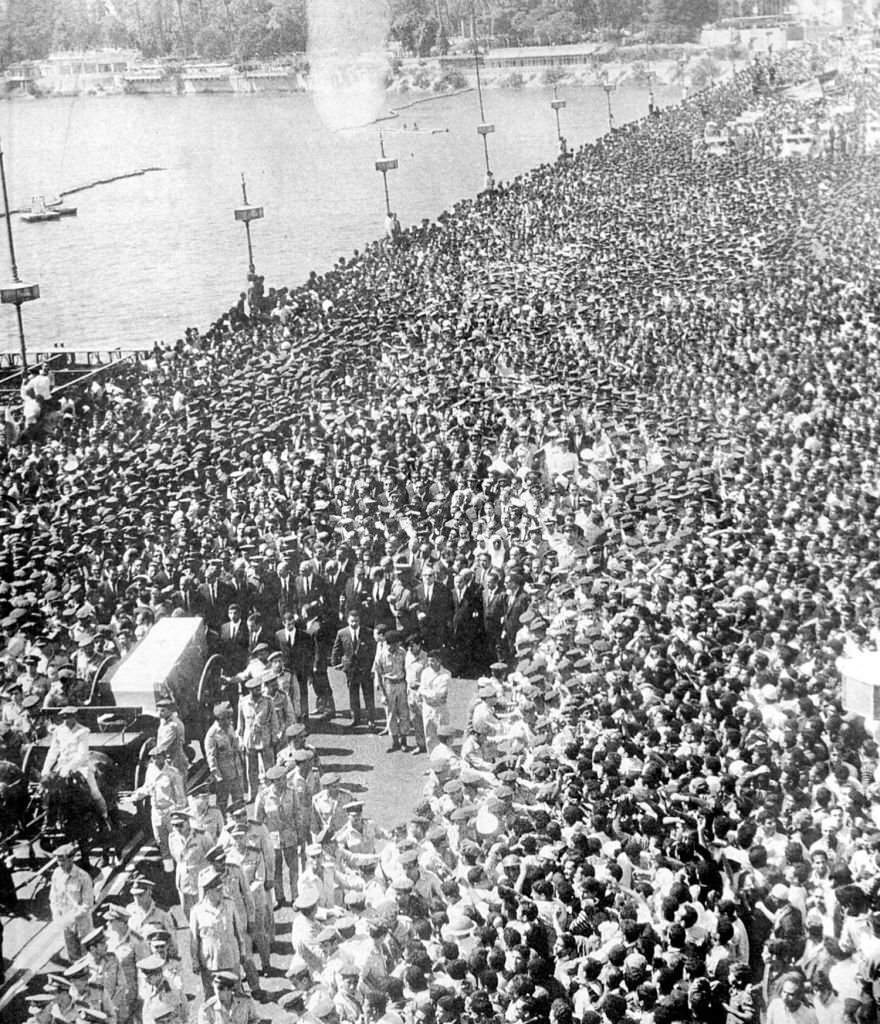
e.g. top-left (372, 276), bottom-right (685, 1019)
top-left (4, 41), bottom-right (880, 1024)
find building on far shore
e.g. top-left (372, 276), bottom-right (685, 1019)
top-left (39, 49), bottom-right (140, 95)
top-left (439, 42), bottom-right (610, 72)
top-left (3, 61), bottom-right (41, 96)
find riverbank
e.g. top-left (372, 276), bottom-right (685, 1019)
top-left (3, 41), bottom-right (746, 99)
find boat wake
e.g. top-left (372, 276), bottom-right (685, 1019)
top-left (1, 166), bottom-right (166, 217)
top-left (337, 87), bottom-right (474, 132)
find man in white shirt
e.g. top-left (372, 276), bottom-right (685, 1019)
top-left (50, 842), bottom-right (94, 961)
top-left (42, 707), bottom-right (109, 826)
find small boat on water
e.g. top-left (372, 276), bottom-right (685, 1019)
top-left (20, 194), bottom-right (77, 222)
top-left (21, 196), bottom-right (62, 222)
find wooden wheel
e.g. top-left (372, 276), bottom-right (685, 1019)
top-left (87, 655), bottom-right (120, 706)
top-left (196, 654), bottom-right (225, 707)
top-left (133, 737), bottom-right (155, 830)
top-left (20, 742), bottom-right (43, 786)
top-left (196, 654), bottom-right (225, 759)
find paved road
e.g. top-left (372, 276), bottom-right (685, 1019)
top-left (309, 670), bottom-right (475, 828)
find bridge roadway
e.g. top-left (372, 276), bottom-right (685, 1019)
top-left (0, 672), bottom-right (477, 1021)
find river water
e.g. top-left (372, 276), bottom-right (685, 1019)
top-left (0, 83), bottom-right (677, 353)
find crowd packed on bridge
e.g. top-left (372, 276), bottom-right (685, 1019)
top-left (4, 39), bottom-right (880, 1024)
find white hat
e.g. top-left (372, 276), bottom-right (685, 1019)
top-left (306, 991), bottom-right (335, 1019)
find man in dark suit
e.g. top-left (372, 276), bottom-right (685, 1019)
top-left (414, 566), bottom-right (453, 652)
top-left (388, 562), bottom-right (418, 636)
top-left (229, 564), bottom-right (253, 617)
top-left (220, 603), bottom-right (249, 675)
top-left (342, 563), bottom-right (370, 620)
top-left (248, 559), bottom-right (282, 628)
top-left (323, 560), bottom-right (349, 616)
top-left (481, 569), bottom-right (507, 667)
top-left (502, 574), bottom-right (530, 658)
top-left (330, 608), bottom-right (377, 730)
top-left (450, 569), bottom-right (483, 676)
top-left (320, 558), bottom-right (348, 661)
top-left (245, 609), bottom-right (274, 655)
top-left (275, 609), bottom-right (316, 723)
top-left (366, 566), bottom-right (394, 632)
top-left (196, 564), bottom-right (235, 633)
top-left (294, 560), bottom-right (327, 618)
top-left (275, 562), bottom-right (298, 625)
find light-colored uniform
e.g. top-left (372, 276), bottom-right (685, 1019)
top-left (42, 720), bottom-right (105, 808)
top-left (140, 978), bottom-right (188, 1024)
top-left (84, 951), bottom-right (129, 1024)
top-left (49, 861), bottom-right (94, 960)
top-left (254, 783), bottom-right (302, 900)
top-left (197, 993), bottom-right (260, 1024)
top-left (132, 762), bottom-right (186, 859)
top-left (157, 713), bottom-right (189, 779)
top-left (127, 899), bottom-right (179, 959)
top-left (189, 897), bottom-right (246, 997)
top-left (228, 844), bottom-right (272, 970)
top-left (169, 830), bottom-right (212, 919)
top-left (419, 665), bottom-right (450, 749)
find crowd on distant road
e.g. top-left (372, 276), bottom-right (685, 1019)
top-left (5, 40), bottom-right (880, 1024)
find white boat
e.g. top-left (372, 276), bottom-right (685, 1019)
top-left (21, 196), bottom-right (61, 222)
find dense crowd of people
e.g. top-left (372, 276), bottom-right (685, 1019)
top-left (5, 39), bottom-right (880, 1024)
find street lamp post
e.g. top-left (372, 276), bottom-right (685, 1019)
top-left (374, 130), bottom-right (398, 217)
top-left (0, 139), bottom-right (39, 374)
top-left (602, 81), bottom-right (615, 132)
top-left (472, 9), bottom-right (494, 180)
top-left (233, 173), bottom-right (263, 278)
top-left (551, 86), bottom-right (567, 153)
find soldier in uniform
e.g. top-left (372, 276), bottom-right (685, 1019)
top-left (49, 842), bottom-right (94, 962)
top-left (197, 971), bottom-right (260, 1024)
top-left (265, 652), bottom-right (300, 726)
top-left (419, 651), bottom-right (450, 752)
top-left (126, 878), bottom-right (178, 960)
top-left (102, 904), bottom-right (138, 1016)
top-left (64, 960), bottom-right (117, 1024)
top-left (81, 927), bottom-right (129, 1024)
top-left (168, 811), bottom-right (212, 920)
top-left (46, 976), bottom-right (80, 1024)
top-left (289, 892), bottom-right (325, 977)
top-left (333, 964), bottom-right (363, 1023)
top-left (21, 994), bottom-right (54, 1024)
top-left (297, 842), bottom-right (360, 913)
top-left (253, 764), bottom-right (301, 906)
top-left (187, 784), bottom-right (225, 845)
top-left (189, 868), bottom-right (247, 999)
top-left (141, 927), bottom-right (185, 998)
top-left (41, 707), bottom-right (110, 828)
top-left (203, 703), bottom-right (245, 814)
top-left (226, 828), bottom-right (272, 977)
top-left (137, 954), bottom-right (188, 1024)
top-left (155, 699), bottom-right (189, 781)
top-left (131, 747), bottom-right (186, 872)
top-left (287, 750), bottom-right (319, 846)
top-left (310, 773), bottom-right (349, 847)
top-left (202, 839), bottom-right (262, 1001)
top-left (261, 668), bottom-right (295, 757)
top-left (276, 722), bottom-right (320, 772)
top-left (236, 679), bottom-right (277, 803)
top-left (333, 803), bottom-right (385, 871)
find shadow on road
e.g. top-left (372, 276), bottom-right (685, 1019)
top-left (312, 746), bottom-right (354, 758)
top-left (322, 763), bottom-right (374, 776)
